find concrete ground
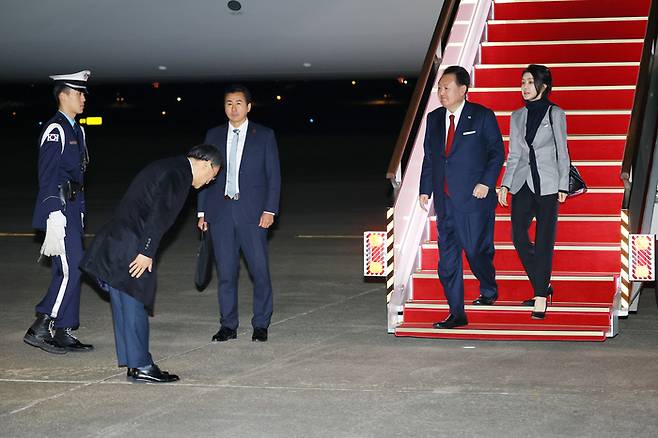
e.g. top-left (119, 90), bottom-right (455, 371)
top-left (1, 178), bottom-right (658, 438)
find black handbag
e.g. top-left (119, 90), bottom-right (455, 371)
top-left (194, 230), bottom-right (214, 291)
top-left (549, 106), bottom-right (587, 197)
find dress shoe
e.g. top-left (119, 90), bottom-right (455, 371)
top-left (472, 294), bottom-right (498, 305)
top-left (211, 326), bottom-right (237, 342)
top-left (522, 285), bottom-right (554, 306)
top-left (52, 328), bottom-right (94, 352)
top-left (252, 327), bottom-right (268, 342)
top-left (433, 313), bottom-right (468, 329)
top-left (23, 313), bottom-right (66, 354)
top-left (128, 364), bottom-right (179, 383)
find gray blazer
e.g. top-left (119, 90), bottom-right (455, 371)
top-left (501, 105), bottom-right (570, 195)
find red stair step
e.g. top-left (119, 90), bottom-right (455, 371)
top-left (411, 270), bottom-right (616, 303)
top-left (481, 40), bottom-right (643, 64)
top-left (496, 112), bottom-right (630, 136)
top-left (503, 137), bottom-right (626, 161)
top-left (492, 0), bottom-right (650, 20)
top-left (402, 302), bottom-right (611, 327)
top-left (428, 215), bottom-right (621, 244)
top-left (474, 63), bottom-right (641, 88)
top-left (487, 18), bottom-right (647, 42)
top-left (469, 87), bottom-right (634, 111)
top-left (395, 322), bottom-right (607, 341)
top-left (420, 242), bottom-right (620, 272)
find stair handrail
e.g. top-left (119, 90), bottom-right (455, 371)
top-left (385, 0), bottom-right (461, 190)
top-left (620, 0), bottom-right (658, 230)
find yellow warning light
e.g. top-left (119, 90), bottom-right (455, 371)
top-left (369, 233), bottom-right (384, 248)
top-left (369, 261), bottom-right (384, 275)
top-left (636, 236), bottom-right (651, 250)
top-left (85, 117), bottom-right (103, 126)
top-left (636, 266), bottom-right (650, 278)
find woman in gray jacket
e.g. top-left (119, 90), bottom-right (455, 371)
top-left (497, 64), bottom-right (570, 319)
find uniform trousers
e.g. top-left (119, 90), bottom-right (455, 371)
top-left (35, 201), bottom-right (84, 329)
top-left (107, 285), bottom-right (152, 368)
top-left (510, 183), bottom-right (559, 297)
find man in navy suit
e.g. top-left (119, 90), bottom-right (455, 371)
top-left (419, 66), bottom-right (504, 329)
top-left (197, 84), bottom-right (281, 342)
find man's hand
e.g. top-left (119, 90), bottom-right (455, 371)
top-left (497, 186), bottom-right (509, 207)
top-left (558, 192), bottom-right (568, 203)
top-left (197, 217), bottom-right (208, 231)
top-left (259, 212), bottom-right (275, 229)
top-left (473, 184), bottom-right (489, 199)
top-left (419, 194), bottom-right (429, 211)
top-left (129, 254), bottom-right (153, 278)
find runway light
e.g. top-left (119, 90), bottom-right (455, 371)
top-left (276, 95), bottom-right (282, 101)
top-left (161, 110), bottom-right (167, 116)
top-left (86, 117), bottom-right (103, 126)
top-left (176, 97), bottom-right (182, 102)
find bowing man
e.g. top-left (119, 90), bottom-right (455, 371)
top-left (80, 145), bottom-right (221, 383)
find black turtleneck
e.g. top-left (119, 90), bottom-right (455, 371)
top-left (524, 96), bottom-right (552, 196)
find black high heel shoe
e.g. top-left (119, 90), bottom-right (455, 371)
top-left (522, 285), bottom-right (553, 306)
top-left (531, 296), bottom-right (548, 320)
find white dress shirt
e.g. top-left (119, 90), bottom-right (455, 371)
top-left (444, 99), bottom-right (466, 144)
top-left (225, 119), bottom-right (249, 197)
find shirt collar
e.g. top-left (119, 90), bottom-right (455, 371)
top-left (447, 99), bottom-right (466, 119)
top-left (229, 118), bottom-right (248, 134)
top-left (58, 111), bottom-right (76, 128)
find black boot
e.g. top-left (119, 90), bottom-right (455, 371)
top-left (23, 313), bottom-right (66, 354)
top-left (52, 328), bottom-right (94, 352)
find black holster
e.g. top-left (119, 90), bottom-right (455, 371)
top-left (58, 181), bottom-right (83, 203)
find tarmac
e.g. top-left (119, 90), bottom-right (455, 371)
top-left (2, 175), bottom-right (658, 437)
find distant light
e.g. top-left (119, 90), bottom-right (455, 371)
top-left (276, 95), bottom-right (282, 101)
top-left (38, 121), bottom-right (43, 126)
top-left (351, 80), bottom-right (357, 86)
top-left (227, 0), bottom-right (242, 11)
top-left (309, 118), bottom-right (315, 124)
top-left (158, 65), bottom-right (167, 71)
top-left (152, 82), bottom-right (160, 89)
top-left (11, 111), bottom-right (16, 117)
top-left (397, 76), bottom-right (406, 85)
top-left (463, 346), bottom-right (476, 349)
top-left (403, 79), bottom-right (408, 85)
top-left (303, 62), bottom-right (312, 68)
top-left (161, 110), bottom-right (167, 116)
top-left (86, 117), bottom-right (103, 126)
top-left (79, 118), bottom-right (86, 124)
top-left (176, 97), bottom-right (182, 102)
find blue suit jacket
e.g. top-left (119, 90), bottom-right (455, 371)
top-left (419, 101), bottom-right (504, 214)
top-left (198, 121), bottom-right (281, 224)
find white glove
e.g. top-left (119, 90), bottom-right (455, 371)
top-left (40, 211), bottom-right (67, 257)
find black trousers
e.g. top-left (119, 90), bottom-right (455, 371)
top-left (510, 183), bottom-right (559, 297)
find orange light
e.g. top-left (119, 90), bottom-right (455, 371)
top-left (369, 233), bottom-right (384, 248)
top-left (369, 261), bottom-right (384, 275)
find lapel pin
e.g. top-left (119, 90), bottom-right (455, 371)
top-left (467, 115), bottom-right (472, 119)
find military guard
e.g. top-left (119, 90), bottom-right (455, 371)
top-left (23, 70), bottom-right (94, 354)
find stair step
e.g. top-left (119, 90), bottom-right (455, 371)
top-left (402, 302), bottom-right (611, 326)
top-left (411, 270), bottom-right (616, 303)
top-left (496, 111), bottom-right (630, 135)
top-left (487, 17), bottom-right (647, 42)
top-left (492, 0), bottom-right (650, 20)
top-left (469, 86), bottom-right (634, 111)
top-left (494, 162), bottom-right (623, 188)
top-left (428, 215), bottom-right (621, 243)
top-left (474, 63), bottom-right (640, 87)
top-left (395, 323), bottom-right (607, 341)
top-left (420, 242), bottom-right (620, 272)
top-left (503, 136), bottom-right (626, 161)
top-left (480, 40), bottom-right (643, 64)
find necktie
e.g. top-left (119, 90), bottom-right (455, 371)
top-left (444, 114), bottom-right (455, 195)
top-left (226, 129), bottom-right (240, 198)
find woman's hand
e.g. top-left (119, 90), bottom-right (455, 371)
top-left (497, 186), bottom-right (509, 207)
top-left (558, 192), bottom-right (567, 203)
top-left (129, 254), bottom-right (153, 278)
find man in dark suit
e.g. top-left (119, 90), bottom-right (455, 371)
top-left (80, 145), bottom-right (221, 383)
top-left (419, 66), bottom-right (505, 329)
top-left (197, 84), bottom-right (281, 343)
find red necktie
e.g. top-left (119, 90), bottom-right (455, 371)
top-left (444, 114), bottom-right (455, 195)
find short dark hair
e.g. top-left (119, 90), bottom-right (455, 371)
top-left (442, 66), bottom-right (471, 92)
top-left (187, 144), bottom-right (223, 169)
top-left (523, 64), bottom-right (552, 97)
top-left (224, 84), bottom-right (252, 103)
top-left (53, 84), bottom-right (71, 105)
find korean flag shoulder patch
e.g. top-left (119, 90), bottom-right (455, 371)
top-left (47, 133), bottom-right (59, 142)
